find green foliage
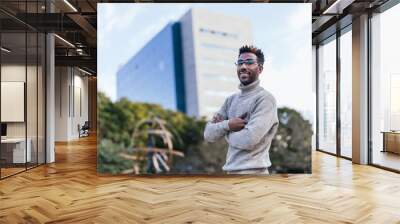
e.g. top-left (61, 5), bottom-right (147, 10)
top-left (97, 92), bottom-right (207, 174)
top-left (97, 139), bottom-right (133, 174)
top-left (269, 107), bottom-right (313, 173)
top-left (97, 92), bottom-right (312, 174)
top-left (171, 139), bottom-right (228, 174)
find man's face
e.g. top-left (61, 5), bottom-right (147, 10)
top-left (236, 52), bottom-right (263, 86)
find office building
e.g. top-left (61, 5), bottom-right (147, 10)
top-left (180, 8), bottom-right (252, 118)
top-left (117, 8), bottom-right (252, 118)
top-left (117, 23), bottom-right (185, 112)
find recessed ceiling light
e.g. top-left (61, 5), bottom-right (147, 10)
top-left (1, 47), bottom-right (11, 53)
top-left (54, 34), bottom-right (75, 48)
top-left (78, 67), bottom-right (92, 76)
top-left (322, 0), bottom-right (355, 15)
top-left (63, 0), bottom-right (78, 12)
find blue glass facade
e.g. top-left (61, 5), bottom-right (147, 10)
top-left (117, 23), bottom-right (185, 112)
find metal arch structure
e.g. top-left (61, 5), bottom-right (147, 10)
top-left (121, 117), bottom-right (184, 175)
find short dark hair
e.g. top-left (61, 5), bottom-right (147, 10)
top-left (238, 45), bottom-right (265, 66)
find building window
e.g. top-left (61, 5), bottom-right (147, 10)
top-left (317, 35), bottom-right (337, 155)
top-left (198, 27), bottom-right (238, 39)
top-left (200, 43), bottom-right (237, 52)
top-left (340, 28), bottom-right (352, 158)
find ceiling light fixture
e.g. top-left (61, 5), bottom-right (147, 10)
top-left (1, 47), bottom-right (11, 53)
top-left (54, 34), bottom-right (75, 48)
top-left (78, 67), bottom-right (92, 76)
top-left (63, 0), bottom-right (78, 12)
top-left (76, 48), bottom-right (84, 55)
top-left (322, 0), bottom-right (355, 15)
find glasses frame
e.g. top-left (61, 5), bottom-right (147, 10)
top-left (235, 58), bottom-right (258, 66)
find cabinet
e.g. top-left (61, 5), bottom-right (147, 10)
top-left (0, 138), bottom-right (32, 165)
top-left (382, 131), bottom-right (400, 154)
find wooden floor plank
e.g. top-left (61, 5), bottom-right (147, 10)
top-left (0, 134), bottom-right (399, 223)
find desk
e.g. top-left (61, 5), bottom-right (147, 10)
top-left (1, 138), bottom-right (31, 163)
top-left (381, 131), bottom-right (400, 154)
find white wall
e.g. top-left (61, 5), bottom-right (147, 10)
top-left (1, 65), bottom-right (26, 138)
top-left (55, 67), bottom-right (89, 141)
top-left (1, 63), bottom-right (46, 164)
top-left (55, 66), bottom-right (68, 141)
top-left (1, 65), bottom-right (39, 138)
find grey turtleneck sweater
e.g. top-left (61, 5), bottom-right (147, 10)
top-left (203, 79), bottom-right (279, 172)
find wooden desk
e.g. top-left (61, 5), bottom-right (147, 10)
top-left (1, 138), bottom-right (31, 163)
top-left (381, 131), bottom-right (400, 154)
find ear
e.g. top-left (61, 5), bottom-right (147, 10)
top-left (258, 65), bottom-right (263, 73)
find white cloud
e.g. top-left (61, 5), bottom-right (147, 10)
top-left (98, 4), bottom-right (145, 51)
top-left (98, 72), bottom-right (116, 101)
top-left (262, 5), bottom-right (310, 45)
top-left (260, 42), bottom-right (313, 115)
top-left (287, 4), bottom-right (310, 31)
top-left (104, 4), bottom-right (144, 33)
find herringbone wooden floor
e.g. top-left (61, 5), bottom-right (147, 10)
top-left (1, 135), bottom-right (400, 224)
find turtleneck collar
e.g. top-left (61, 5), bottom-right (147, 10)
top-left (238, 79), bottom-right (261, 95)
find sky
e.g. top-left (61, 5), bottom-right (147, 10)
top-left (98, 3), bottom-right (314, 121)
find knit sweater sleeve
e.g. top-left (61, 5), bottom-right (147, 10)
top-left (203, 96), bottom-right (232, 143)
top-left (227, 95), bottom-right (278, 150)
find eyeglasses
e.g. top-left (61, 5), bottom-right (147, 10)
top-left (235, 59), bottom-right (258, 66)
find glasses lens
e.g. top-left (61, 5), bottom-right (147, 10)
top-left (245, 59), bottom-right (255, 65)
top-left (236, 59), bottom-right (256, 66)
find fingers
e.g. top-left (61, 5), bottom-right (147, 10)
top-left (232, 125), bottom-right (245, 132)
top-left (238, 122), bottom-right (246, 129)
top-left (239, 112), bottom-right (248, 119)
top-left (212, 113), bottom-right (246, 124)
top-left (211, 114), bottom-right (224, 123)
top-left (228, 118), bottom-right (247, 131)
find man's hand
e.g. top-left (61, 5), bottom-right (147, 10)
top-left (228, 113), bottom-right (248, 132)
top-left (211, 114), bottom-right (224, 123)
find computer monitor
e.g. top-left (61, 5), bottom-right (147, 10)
top-left (1, 123), bottom-right (7, 137)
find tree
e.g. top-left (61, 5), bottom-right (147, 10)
top-left (98, 92), bottom-right (313, 174)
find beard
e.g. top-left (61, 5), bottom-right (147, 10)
top-left (238, 71), bottom-right (257, 85)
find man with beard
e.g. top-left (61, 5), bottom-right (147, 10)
top-left (204, 45), bottom-right (279, 174)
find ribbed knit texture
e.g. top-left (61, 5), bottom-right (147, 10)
top-left (204, 80), bottom-right (279, 172)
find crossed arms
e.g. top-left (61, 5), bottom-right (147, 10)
top-left (203, 96), bottom-right (278, 150)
